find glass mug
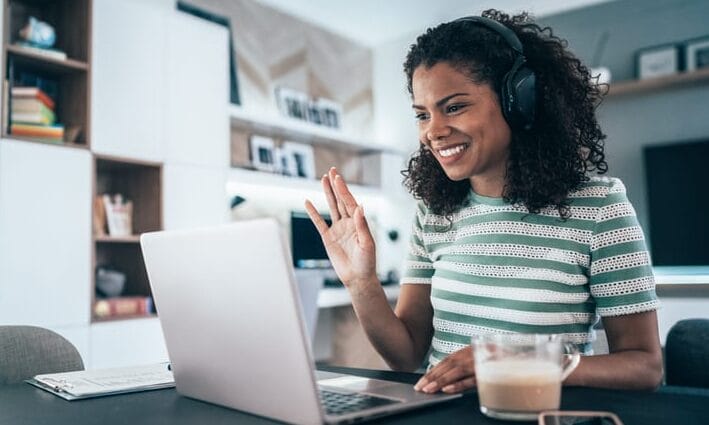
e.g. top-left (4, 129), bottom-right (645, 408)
top-left (472, 334), bottom-right (581, 421)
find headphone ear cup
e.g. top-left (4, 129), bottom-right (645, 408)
top-left (511, 66), bottom-right (536, 130)
top-left (500, 63), bottom-right (536, 131)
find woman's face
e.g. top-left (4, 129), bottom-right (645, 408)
top-left (412, 62), bottom-right (512, 188)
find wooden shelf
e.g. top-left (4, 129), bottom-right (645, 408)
top-left (95, 235), bottom-right (141, 243)
top-left (607, 68), bottom-right (709, 98)
top-left (92, 157), bottom-right (162, 324)
top-left (0, 135), bottom-right (88, 149)
top-left (6, 44), bottom-right (89, 73)
top-left (92, 313), bottom-right (158, 323)
top-left (230, 105), bottom-right (398, 154)
top-left (2, 0), bottom-right (92, 147)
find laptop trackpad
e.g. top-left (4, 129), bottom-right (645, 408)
top-left (318, 371), bottom-right (402, 391)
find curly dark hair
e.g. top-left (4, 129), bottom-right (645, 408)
top-left (402, 9), bottom-right (607, 219)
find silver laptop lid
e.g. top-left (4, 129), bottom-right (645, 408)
top-left (141, 219), bottom-right (323, 424)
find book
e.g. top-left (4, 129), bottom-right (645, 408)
top-left (11, 86), bottom-right (55, 109)
top-left (13, 41), bottom-right (68, 61)
top-left (93, 296), bottom-right (151, 318)
top-left (11, 97), bottom-right (55, 113)
top-left (10, 123), bottom-right (64, 140)
top-left (10, 108), bottom-right (55, 125)
top-left (26, 363), bottom-right (174, 401)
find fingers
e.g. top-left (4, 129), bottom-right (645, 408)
top-left (415, 364), bottom-right (470, 393)
top-left (353, 205), bottom-right (374, 250)
top-left (331, 169), bottom-right (358, 217)
top-left (328, 168), bottom-right (350, 219)
top-left (441, 376), bottom-right (476, 394)
top-left (414, 347), bottom-right (475, 394)
top-left (321, 174), bottom-right (341, 221)
top-left (304, 200), bottom-right (330, 236)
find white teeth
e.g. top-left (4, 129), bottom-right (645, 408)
top-left (439, 144), bottom-right (467, 157)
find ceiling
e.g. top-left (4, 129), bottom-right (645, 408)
top-left (253, 0), bottom-right (615, 46)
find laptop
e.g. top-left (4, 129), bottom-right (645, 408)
top-left (140, 218), bottom-right (460, 424)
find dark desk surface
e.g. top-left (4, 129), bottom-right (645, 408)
top-left (1, 365), bottom-right (708, 425)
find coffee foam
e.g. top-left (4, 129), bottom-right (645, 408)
top-left (476, 359), bottom-right (562, 384)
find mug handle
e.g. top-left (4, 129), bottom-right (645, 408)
top-left (560, 343), bottom-right (581, 381)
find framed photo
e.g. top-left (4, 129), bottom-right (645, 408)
top-left (685, 36), bottom-right (709, 71)
top-left (275, 147), bottom-right (296, 176)
top-left (275, 87), bottom-right (309, 121)
top-left (282, 141), bottom-right (316, 179)
top-left (249, 135), bottom-right (277, 172)
top-left (315, 97), bottom-right (343, 129)
top-left (636, 44), bottom-right (680, 80)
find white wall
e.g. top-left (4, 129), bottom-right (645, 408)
top-left (372, 32), bottom-right (420, 154)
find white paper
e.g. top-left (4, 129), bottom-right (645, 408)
top-left (32, 363), bottom-right (174, 397)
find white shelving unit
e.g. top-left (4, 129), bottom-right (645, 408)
top-left (226, 167), bottom-right (384, 200)
top-left (229, 105), bottom-right (400, 154)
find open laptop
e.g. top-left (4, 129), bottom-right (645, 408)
top-left (140, 218), bottom-right (460, 424)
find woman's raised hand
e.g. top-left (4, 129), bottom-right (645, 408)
top-left (304, 168), bottom-right (377, 288)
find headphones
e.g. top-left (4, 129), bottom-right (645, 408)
top-left (451, 16), bottom-right (536, 131)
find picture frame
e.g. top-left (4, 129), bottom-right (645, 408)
top-left (176, 1), bottom-right (241, 105)
top-left (249, 135), bottom-right (277, 172)
top-left (636, 44), bottom-right (680, 80)
top-left (282, 141), bottom-right (316, 179)
top-left (275, 147), bottom-right (296, 176)
top-left (685, 36), bottom-right (709, 72)
top-left (315, 97), bottom-right (343, 129)
top-left (275, 87), bottom-right (309, 121)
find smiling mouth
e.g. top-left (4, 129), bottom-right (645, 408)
top-left (437, 143), bottom-right (469, 157)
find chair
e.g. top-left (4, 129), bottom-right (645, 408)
top-left (0, 325), bottom-right (84, 385)
top-left (664, 318), bottom-right (709, 388)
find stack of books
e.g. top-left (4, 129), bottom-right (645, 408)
top-left (10, 86), bottom-right (64, 143)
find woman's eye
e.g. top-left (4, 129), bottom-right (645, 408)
top-left (447, 104), bottom-right (465, 114)
top-left (415, 113), bottom-right (429, 121)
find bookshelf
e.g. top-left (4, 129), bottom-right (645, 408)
top-left (93, 156), bottom-right (162, 322)
top-left (229, 105), bottom-right (404, 188)
top-left (1, 0), bottom-right (91, 147)
top-left (606, 67), bottom-right (709, 98)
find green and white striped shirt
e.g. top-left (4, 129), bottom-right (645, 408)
top-left (402, 177), bottom-right (659, 367)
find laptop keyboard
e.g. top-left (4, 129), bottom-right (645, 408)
top-left (319, 389), bottom-right (398, 416)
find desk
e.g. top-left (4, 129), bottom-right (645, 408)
top-left (1, 366), bottom-right (708, 425)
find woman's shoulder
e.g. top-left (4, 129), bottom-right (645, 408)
top-left (569, 176), bottom-right (627, 200)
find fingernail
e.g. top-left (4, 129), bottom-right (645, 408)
top-left (423, 382), bottom-right (438, 393)
top-left (414, 379), bottom-right (425, 391)
top-left (442, 385), bottom-right (454, 393)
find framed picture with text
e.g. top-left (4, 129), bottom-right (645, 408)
top-left (636, 43), bottom-right (681, 80)
top-left (685, 36), bottom-right (709, 71)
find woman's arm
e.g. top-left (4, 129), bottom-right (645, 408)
top-left (564, 310), bottom-right (663, 390)
top-left (305, 168), bottom-right (433, 371)
top-left (349, 282), bottom-right (434, 371)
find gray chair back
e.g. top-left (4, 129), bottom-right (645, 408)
top-left (0, 325), bottom-right (84, 385)
top-left (665, 318), bottom-right (709, 388)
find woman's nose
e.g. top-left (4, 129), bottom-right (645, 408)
top-left (426, 115), bottom-right (451, 142)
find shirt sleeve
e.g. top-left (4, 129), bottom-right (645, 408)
top-left (589, 178), bottom-right (660, 317)
top-left (400, 202), bottom-right (435, 285)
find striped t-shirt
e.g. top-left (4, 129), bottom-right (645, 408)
top-left (401, 177), bottom-right (659, 367)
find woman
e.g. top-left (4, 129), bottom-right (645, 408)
top-left (305, 10), bottom-right (663, 393)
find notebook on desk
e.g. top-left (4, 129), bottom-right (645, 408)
top-left (140, 219), bottom-right (460, 425)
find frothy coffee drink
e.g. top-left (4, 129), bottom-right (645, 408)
top-left (476, 359), bottom-right (562, 413)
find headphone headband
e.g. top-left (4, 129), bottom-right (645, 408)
top-left (451, 16), bottom-right (524, 55)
